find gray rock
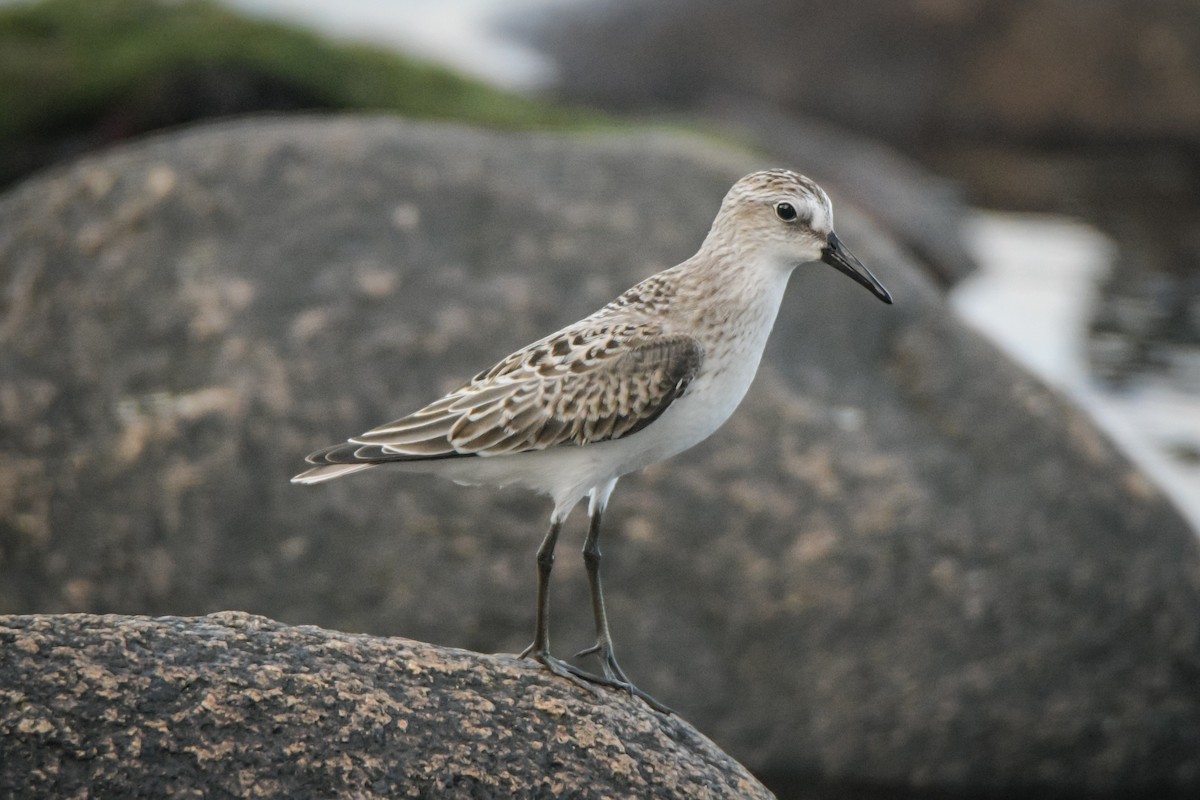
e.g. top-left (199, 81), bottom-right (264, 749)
top-left (2, 115), bottom-right (1199, 797)
top-left (0, 612), bottom-right (773, 799)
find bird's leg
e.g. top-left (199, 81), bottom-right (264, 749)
top-left (516, 520), bottom-right (609, 700)
top-left (567, 501), bottom-right (673, 714)
top-left (574, 506), bottom-right (631, 684)
top-left (517, 518), bottom-right (604, 697)
top-left (519, 518), bottom-right (562, 662)
top-left (518, 505), bottom-right (670, 713)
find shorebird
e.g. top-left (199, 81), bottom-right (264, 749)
top-left (293, 169), bottom-right (892, 710)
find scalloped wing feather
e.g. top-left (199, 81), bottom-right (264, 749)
top-left (321, 324), bottom-right (703, 464)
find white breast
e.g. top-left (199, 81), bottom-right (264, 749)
top-left (604, 264), bottom-right (792, 472)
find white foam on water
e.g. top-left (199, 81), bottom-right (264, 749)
top-left (953, 211), bottom-right (1200, 534)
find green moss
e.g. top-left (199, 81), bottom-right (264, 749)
top-left (0, 0), bottom-right (599, 169)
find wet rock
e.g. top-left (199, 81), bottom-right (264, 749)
top-left (1, 116), bottom-right (1199, 798)
top-left (0, 612), bottom-right (771, 799)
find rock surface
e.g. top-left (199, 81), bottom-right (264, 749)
top-left (0, 612), bottom-right (771, 799)
top-left (2, 116), bottom-right (1200, 797)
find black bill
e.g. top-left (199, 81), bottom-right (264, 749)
top-left (821, 231), bottom-right (893, 305)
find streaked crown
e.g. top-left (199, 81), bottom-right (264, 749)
top-left (705, 169), bottom-right (835, 268)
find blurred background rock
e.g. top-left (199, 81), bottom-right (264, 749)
top-left (2, 1), bottom-right (1200, 798)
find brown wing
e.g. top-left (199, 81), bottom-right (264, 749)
top-left (303, 327), bottom-right (703, 467)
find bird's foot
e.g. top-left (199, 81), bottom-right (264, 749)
top-left (574, 639), bottom-right (631, 683)
top-left (571, 641), bottom-right (672, 714)
top-left (519, 643), bottom-right (671, 713)
top-left (519, 644), bottom-right (605, 698)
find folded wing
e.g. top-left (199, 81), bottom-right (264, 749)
top-left (293, 325), bottom-right (703, 480)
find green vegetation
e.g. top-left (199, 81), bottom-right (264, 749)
top-left (0, 0), bottom-right (597, 185)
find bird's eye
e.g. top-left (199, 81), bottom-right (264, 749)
top-left (775, 202), bottom-right (798, 222)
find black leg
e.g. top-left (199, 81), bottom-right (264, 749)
top-left (568, 503), bottom-right (672, 714)
top-left (519, 518), bottom-right (562, 659)
top-left (518, 519), bottom-right (606, 696)
top-left (517, 510), bottom-right (671, 713)
top-left (575, 505), bottom-right (631, 683)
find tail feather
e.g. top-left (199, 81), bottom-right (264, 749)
top-left (291, 437), bottom-right (476, 485)
top-left (292, 440), bottom-right (380, 484)
top-left (291, 462), bottom-right (376, 484)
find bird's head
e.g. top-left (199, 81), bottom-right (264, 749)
top-left (710, 169), bottom-right (892, 304)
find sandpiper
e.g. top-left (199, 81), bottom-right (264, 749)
top-left (293, 169), bottom-right (892, 710)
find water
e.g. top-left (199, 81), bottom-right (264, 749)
top-left (953, 212), bottom-right (1200, 532)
